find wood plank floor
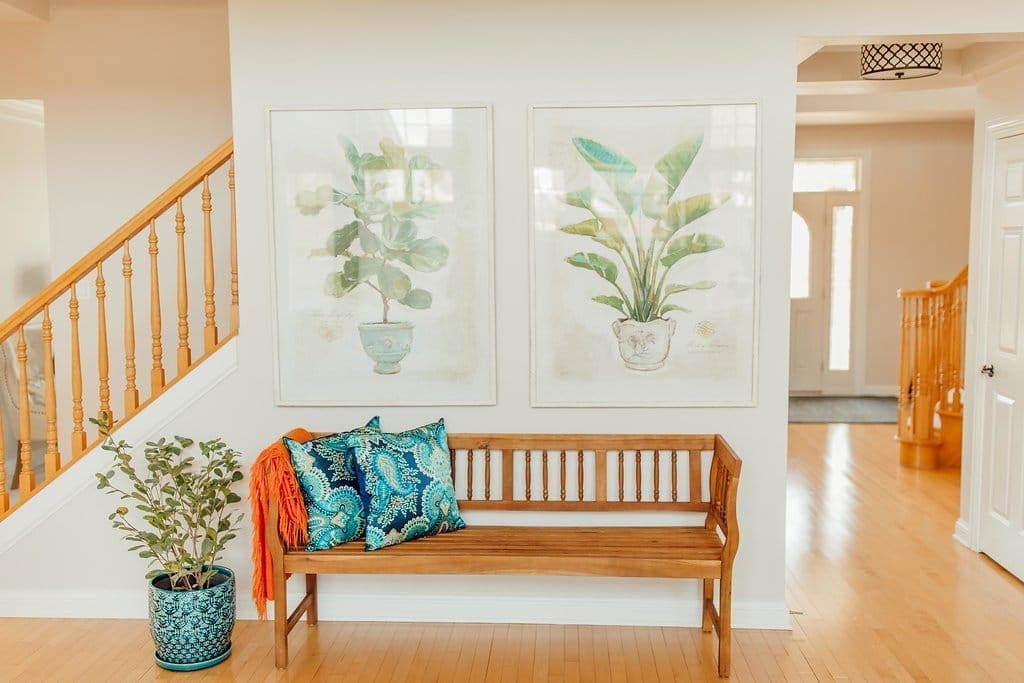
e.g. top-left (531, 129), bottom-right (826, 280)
top-left (1, 424), bottom-right (1022, 681)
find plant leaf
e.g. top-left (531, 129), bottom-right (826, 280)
top-left (324, 271), bottom-right (358, 298)
top-left (379, 137), bottom-right (408, 171)
top-left (660, 233), bottom-right (725, 268)
top-left (358, 225), bottom-right (381, 253)
top-left (342, 255), bottom-right (383, 283)
top-left (338, 135), bottom-right (361, 167)
top-left (559, 218), bottom-right (624, 252)
top-left (327, 221), bottom-right (361, 256)
top-left (562, 189), bottom-right (594, 211)
top-left (387, 237), bottom-right (449, 272)
top-left (659, 304), bottom-right (692, 316)
top-left (655, 193), bottom-right (731, 240)
top-left (593, 295), bottom-right (626, 314)
top-left (378, 263), bottom-right (412, 300)
top-left (664, 280), bottom-right (717, 296)
top-left (400, 288), bottom-right (433, 309)
top-left (571, 137), bottom-right (640, 215)
top-left (565, 252), bottom-right (618, 284)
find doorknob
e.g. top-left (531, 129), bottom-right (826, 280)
top-left (981, 364), bottom-right (995, 377)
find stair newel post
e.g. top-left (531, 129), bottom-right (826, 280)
top-left (0, 393), bottom-right (8, 512)
top-left (122, 242), bottom-right (139, 415)
top-left (148, 220), bottom-right (165, 394)
top-left (42, 306), bottom-right (60, 479)
top-left (202, 175), bottom-right (218, 353)
top-left (69, 283), bottom-right (86, 456)
top-left (16, 325), bottom-right (34, 495)
top-left (228, 157), bottom-right (239, 333)
top-left (175, 198), bottom-right (192, 375)
top-left (96, 263), bottom-right (112, 426)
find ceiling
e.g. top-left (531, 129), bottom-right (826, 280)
top-left (797, 34), bottom-right (1024, 126)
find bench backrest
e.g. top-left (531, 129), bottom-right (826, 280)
top-left (307, 432), bottom-right (741, 546)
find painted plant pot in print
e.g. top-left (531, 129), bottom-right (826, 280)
top-left (358, 321), bottom-right (414, 374)
top-left (612, 317), bottom-right (677, 371)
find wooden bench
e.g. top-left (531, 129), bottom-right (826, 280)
top-left (266, 433), bottom-right (742, 677)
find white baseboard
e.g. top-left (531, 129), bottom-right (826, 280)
top-left (0, 340), bottom-right (238, 557)
top-left (0, 587), bottom-right (791, 630)
top-left (953, 518), bottom-right (974, 549)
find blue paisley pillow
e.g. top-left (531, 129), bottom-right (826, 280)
top-left (283, 416), bottom-right (380, 551)
top-left (345, 419), bottom-right (466, 552)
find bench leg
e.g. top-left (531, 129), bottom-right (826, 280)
top-left (718, 570), bottom-right (732, 678)
top-left (305, 574), bottom-right (319, 625)
top-left (701, 579), bottom-right (714, 633)
top-left (273, 572), bottom-right (289, 668)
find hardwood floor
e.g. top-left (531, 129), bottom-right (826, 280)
top-left (1, 424), bottom-right (1022, 681)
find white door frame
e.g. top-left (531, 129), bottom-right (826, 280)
top-left (959, 116), bottom-right (1024, 550)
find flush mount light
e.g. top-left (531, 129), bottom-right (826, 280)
top-left (860, 43), bottom-right (943, 80)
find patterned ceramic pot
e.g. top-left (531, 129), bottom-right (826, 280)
top-left (358, 321), bottom-right (414, 374)
top-left (612, 318), bottom-right (677, 371)
top-left (149, 565), bottom-right (235, 671)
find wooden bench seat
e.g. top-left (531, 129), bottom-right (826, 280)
top-left (266, 432), bottom-right (741, 677)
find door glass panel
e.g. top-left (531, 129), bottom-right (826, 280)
top-left (828, 206), bottom-right (854, 371)
top-left (791, 212), bottom-right (810, 299)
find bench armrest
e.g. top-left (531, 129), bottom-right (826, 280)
top-left (707, 435), bottom-right (742, 562)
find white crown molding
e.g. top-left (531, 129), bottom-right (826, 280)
top-left (0, 99), bottom-right (44, 127)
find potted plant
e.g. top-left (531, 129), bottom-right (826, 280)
top-left (558, 133), bottom-right (729, 370)
top-left (296, 136), bottom-right (449, 374)
top-left (94, 418), bottom-right (243, 671)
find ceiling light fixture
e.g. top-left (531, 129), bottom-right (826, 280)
top-left (860, 43), bottom-right (943, 80)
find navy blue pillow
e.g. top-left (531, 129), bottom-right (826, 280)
top-left (283, 416), bottom-right (380, 551)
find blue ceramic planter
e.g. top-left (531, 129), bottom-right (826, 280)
top-left (148, 565), bottom-right (236, 671)
top-left (358, 321), bottom-right (414, 374)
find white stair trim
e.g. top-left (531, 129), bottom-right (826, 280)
top-left (0, 339), bottom-right (238, 557)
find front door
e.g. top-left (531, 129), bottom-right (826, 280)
top-left (790, 193), bottom-right (827, 393)
top-left (979, 129), bottom-right (1024, 581)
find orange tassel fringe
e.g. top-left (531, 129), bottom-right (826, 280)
top-left (249, 427), bottom-right (313, 619)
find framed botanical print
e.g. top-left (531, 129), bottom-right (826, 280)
top-left (530, 102), bottom-right (759, 406)
top-left (268, 105), bottom-right (495, 405)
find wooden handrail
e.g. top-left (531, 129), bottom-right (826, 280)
top-left (0, 138), bottom-right (233, 342)
top-left (0, 138), bottom-right (237, 519)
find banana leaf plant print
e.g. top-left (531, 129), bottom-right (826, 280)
top-left (530, 103), bottom-right (758, 406)
top-left (269, 107), bottom-right (495, 405)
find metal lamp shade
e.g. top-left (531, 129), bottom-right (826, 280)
top-left (861, 43), bottom-right (943, 80)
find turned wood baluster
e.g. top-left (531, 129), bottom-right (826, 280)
top-left (96, 264), bottom-right (111, 424)
top-left (0, 407), bottom-right (7, 512)
top-left (466, 449), bottom-right (474, 501)
top-left (635, 450), bottom-right (642, 502)
top-left (175, 198), bottom-right (192, 374)
top-left (228, 158), bottom-right (239, 332)
top-left (42, 306), bottom-right (60, 479)
top-left (148, 221), bottom-right (165, 393)
top-left (577, 452), bottom-right (584, 502)
top-left (122, 243), bottom-right (139, 415)
top-left (69, 284), bottom-right (86, 456)
top-left (595, 450), bottom-right (607, 502)
top-left (897, 297), bottom-right (912, 441)
top-left (202, 176), bottom-right (218, 352)
top-left (542, 451), bottom-right (549, 501)
top-left (560, 450), bottom-right (566, 501)
top-left (525, 450), bottom-right (532, 501)
top-left (617, 452), bottom-right (624, 502)
top-left (16, 326), bottom-right (34, 494)
top-left (671, 451), bottom-right (678, 502)
top-left (689, 451), bottom-right (702, 503)
top-left (653, 451), bottom-right (660, 502)
top-left (484, 451), bottom-right (491, 501)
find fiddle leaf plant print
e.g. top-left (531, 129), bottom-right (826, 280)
top-left (559, 134), bottom-right (729, 371)
top-left (295, 136), bottom-right (450, 375)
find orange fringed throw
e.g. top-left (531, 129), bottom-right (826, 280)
top-left (249, 427), bottom-right (313, 619)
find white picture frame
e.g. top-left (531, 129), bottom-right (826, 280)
top-left (267, 105), bottom-right (496, 405)
top-left (529, 101), bottom-right (760, 407)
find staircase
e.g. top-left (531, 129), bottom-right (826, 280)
top-left (0, 139), bottom-right (236, 517)
top-left (896, 266), bottom-right (967, 469)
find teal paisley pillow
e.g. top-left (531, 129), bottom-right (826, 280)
top-left (283, 416), bottom-right (380, 551)
top-left (346, 419), bottom-right (466, 551)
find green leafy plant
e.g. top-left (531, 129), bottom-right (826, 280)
top-left (94, 416), bottom-right (244, 591)
top-left (296, 136), bottom-right (449, 323)
top-left (559, 134), bottom-right (729, 322)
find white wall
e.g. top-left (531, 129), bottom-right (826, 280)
top-left (0, 108), bottom-right (50, 318)
top-left (795, 122), bottom-right (974, 393)
top-left (0, 0), bottom-right (1022, 629)
top-left (959, 61), bottom-right (1024, 546)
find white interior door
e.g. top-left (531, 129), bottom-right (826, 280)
top-left (790, 193), bottom-right (827, 393)
top-left (979, 130), bottom-right (1024, 581)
